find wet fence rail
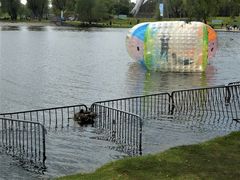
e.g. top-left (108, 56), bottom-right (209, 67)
top-left (228, 81), bottom-right (240, 86)
top-left (0, 83), bottom-right (239, 170)
top-left (0, 104), bottom-right (88, 169)
top-left (0, 104), bottom-right (88, 129)
top-left (94, 84), bottom-right (240, 121)
top-left (94, 93), bottom-right (171, 118)
top-left (171, 85), bottom-right (240, 121)
top-left (0, 117), bottom-right (46, 169)
top-left (91, 104), bottom-right (142, 155)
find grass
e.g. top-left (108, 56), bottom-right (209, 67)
top-left (1, 16), bottom-right (240, 29)
top-left (64, 16), bottom-right (240, 29)
top-left (208, 16), bottom-right (240, 29)
top-left (56, 131), bottom-right (240, 180)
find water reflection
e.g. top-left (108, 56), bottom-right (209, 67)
top-left (27, 26), bottom-right (46, 31)
top-left (0, 27), bottom-right (240, 179)
top-left (1, 26), bottom-right (20, 31)
top-left (127, 62), bottom-right (217, 95)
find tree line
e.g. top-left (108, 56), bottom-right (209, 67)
top-left (0, 0), bottom-right (239, 22)
top-left (163, 0), bottom-right (240, 21)
top-left (0, 0), bottom-right (133, 21)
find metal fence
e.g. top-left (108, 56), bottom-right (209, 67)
top-left (94, 93), bottom-right (171, 118)
top-left (0, 83), bottom-right (239, 171)
top-left (0, 117), bottom-right (46, 169)
top-left (91, 103), bottom-right (143, 155)
top-left (0, 104), bottom-right (88, 129)
top-left (226, 84), bottom-right (240, 121)
top-left (171, 85), bottom-right (240, 121)
top-left (228, 81), bottom-right (240, 86)
top-left (94, 84), bottom-right (240, 122)
top-left (0, 104), bottom-right (87, 170)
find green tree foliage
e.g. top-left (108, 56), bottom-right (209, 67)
top-left (52, 0), bottom-right (67, 11)
top-left (18, 4), bottom-right (31, 19)
top-left (113, 0), bottom-right (130, 15)
top-left (166, 0), bottom-right (235, 19)
top-left (218, 0), bottom-right (240, 17)
top-left (51, 0), bottom-right (77, 18)
top-left (75, 0), bottom-right (95, 23)
top-left (75, 0), bottom-right (118, 23)
top-left (93, 0), bottom-right (109, 20)
top-left (183, 0), bottom-right (219, 22)
top-left (164, 0), bottom-right (185, 18)
top-left (137, 0), bottom-right (240, 20)
top-left (66, 0), bottom-right (77, 12)
top-left (27, 0), bottom-right (48, 20)
top-left (0, 0), bottom-right (20, 20)
top-left (53, 0), bottom-right (131, 22)
top-left (52, 0), bottom-right (67, 18)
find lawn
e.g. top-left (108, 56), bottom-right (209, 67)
top-left (56, 131), bottom-right (240, 180)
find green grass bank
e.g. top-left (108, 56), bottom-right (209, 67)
top-left (1, 16), bottom-right (239, 29)
top-left (56, 131), bottom-right (240, 180)
top-left (65, 16), bottom-right (240, 28)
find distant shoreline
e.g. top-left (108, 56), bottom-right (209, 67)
top-left (1, 20), bottom-right (239, 33)
top-left (0, 21), bottom-right (55, 27)
top-left (215, 29), bottom-right (240, 33)
top-left (0, 21), bottom-right (132, 29)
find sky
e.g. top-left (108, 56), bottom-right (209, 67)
top-left (21, 0), bottom-right (26, 4)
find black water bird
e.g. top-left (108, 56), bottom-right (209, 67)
top-left (74, 109), bottom-right (97, 126)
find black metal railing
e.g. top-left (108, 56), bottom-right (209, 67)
top-left (91, 103), bottom-right (143, 155)
top-left (226, 84), bottom-right (240, 121)
top-left (0, 82), bottom-right (239, 171)
top-left (93, 84), bottom-right (240, 128)
top-left (94, 93), bottom-right (171, 118)
top-left (171, 85), bottom-right (240, 121)
top-left (0, 117), bottom-right (46, 169)
top-left (0, 104), bottom-right (88, 129)
top-left (166, 110), bottom-right (240, 132)
top-left (228, 81), bottom-right (240, 86)
top-left (171, 85), bottom-right (228, 114)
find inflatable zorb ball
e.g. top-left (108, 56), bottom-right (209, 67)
top-left (126, 21), bottom-right (218, 72)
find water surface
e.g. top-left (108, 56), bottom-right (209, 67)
top-left (0, 25), bottom-right (240, 179)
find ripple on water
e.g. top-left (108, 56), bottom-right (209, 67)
top-left (1, 28), bottom-right (240, 179)
top-left (42, 126), bottom-right (127, 178)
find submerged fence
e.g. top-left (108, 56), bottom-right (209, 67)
top-left (0, 117), bottom-right (46, 169)
top-left (92, 104), bottom-right (142, 155)
top-left (0, 104), bottom-right (88, 129)
top-left (94, 84), bottom-right (240, 122)
top-left (0, 104), bottom-right (87, 170)
top-left (171, 85), bottom-right (240, 121)
top-left (94, 93), bottom-right (171, 118)
top-left (0, 83), bottom-right (239, 170)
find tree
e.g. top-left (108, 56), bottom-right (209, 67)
top-left (92, 0), bottom-right (109, 20)
top-left (18, 3), bottom-right (31, 19)
top-left (227, 0), bottom-right (240, 17)
top-left (52, 0), bottom-right (77, 18)
top-left (52, 0), bottom-right (67, 18)
top-left (0, 0), bottom-right (20, 20)
top-left (27, 0), bottom-right (48, 20)
top-left (75, 0), bottom-right (95, 24)
top-left (66, 0), bottom-right (77, 12)
top-left (184, 0), bottom-right (219, 22)
top-left (169, 0), bottom-right (185, 17)
top-left (113, 0), bottom-right (131, 15)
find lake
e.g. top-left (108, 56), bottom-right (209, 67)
top-left (0, 25), bottom-right (240, 179)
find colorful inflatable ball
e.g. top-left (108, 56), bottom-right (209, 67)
top-left (126, 21), bottom-right (218, 72)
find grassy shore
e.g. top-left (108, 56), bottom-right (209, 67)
top-left (64, 16), bottom-right (240, 29)
top-left (0, 19), bottom-right (54, 27)
top-left (1, 16), bottom-right (240, 29)
top-left (56, 131), bottom-right (240, 180)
